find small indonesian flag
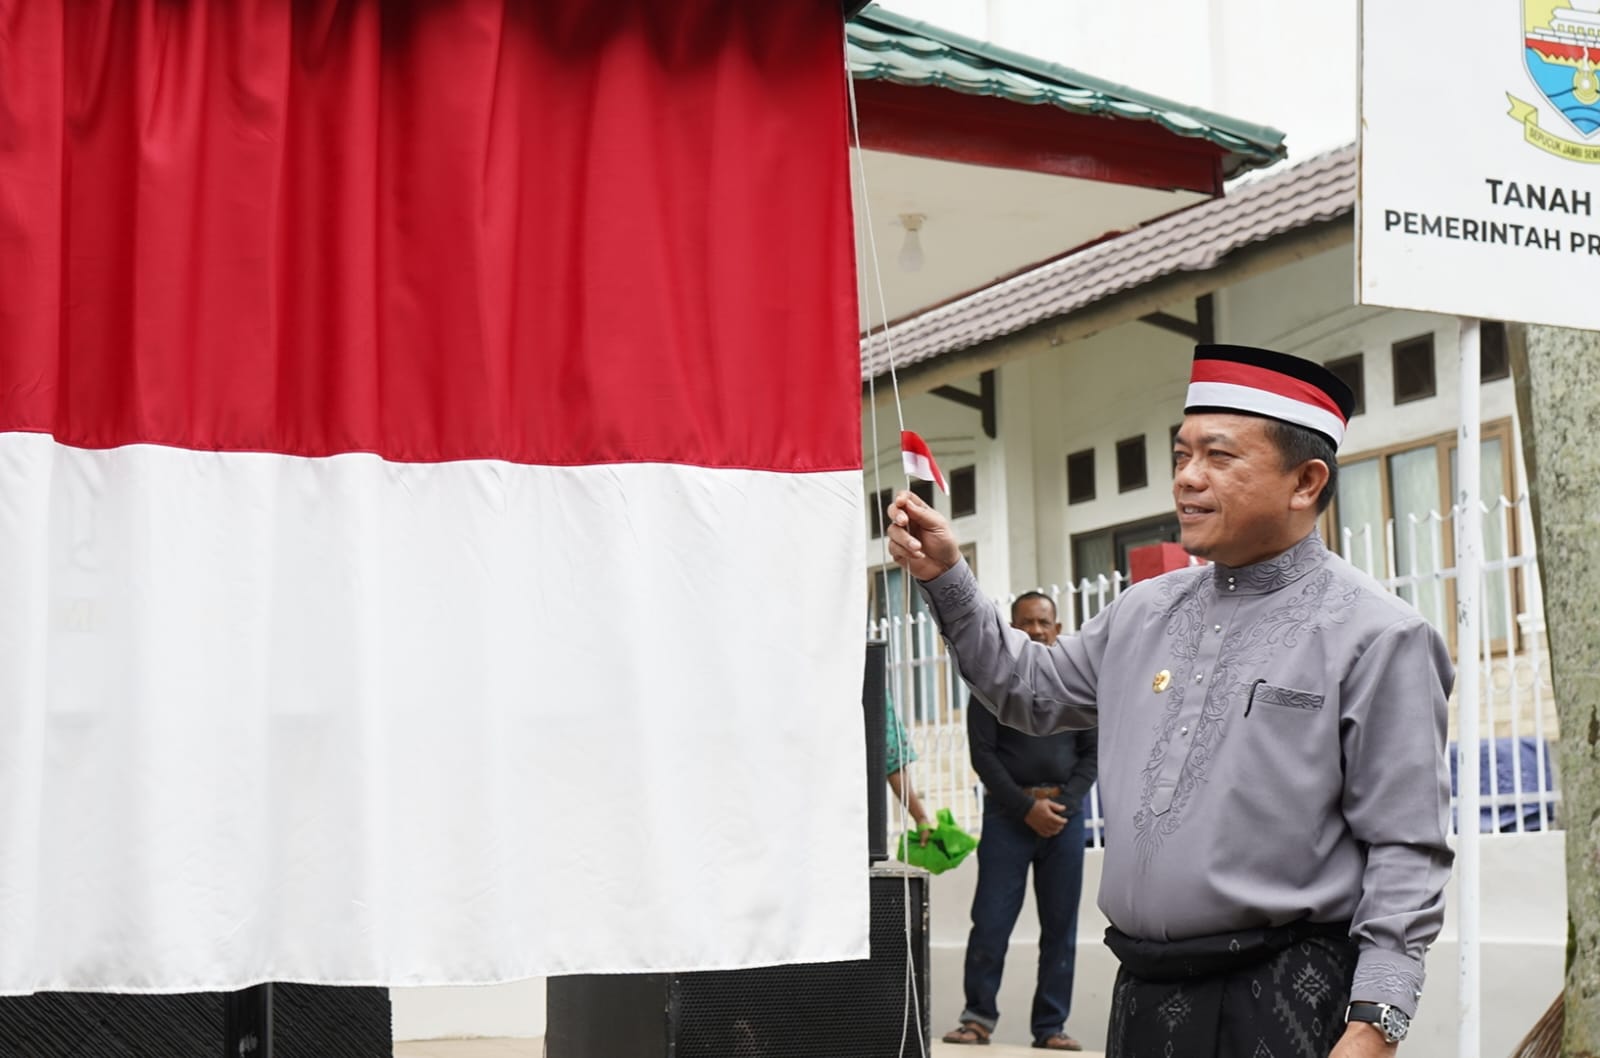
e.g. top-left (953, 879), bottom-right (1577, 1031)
top-left (901, 430), bottom-right (947, 493)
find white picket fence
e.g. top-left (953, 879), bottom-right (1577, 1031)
top-left (873, 495), bottom-right (1561, 846)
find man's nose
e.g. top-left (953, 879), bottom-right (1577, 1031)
top-left (1174, 459), bottom-right (1205, 492)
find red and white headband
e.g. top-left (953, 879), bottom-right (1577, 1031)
top-left (1184, 345), bottom-right (1356, 449)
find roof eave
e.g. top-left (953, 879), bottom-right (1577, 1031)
top-left (859, 144), bottom-right (1359, 390)
top-left (849, 5), bottom-right (1286, 176)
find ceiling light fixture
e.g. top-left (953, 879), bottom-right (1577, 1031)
top-left (897, 213), bottom-right (926, 273)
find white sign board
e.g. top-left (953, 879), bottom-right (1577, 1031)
top-left (1360, 1), bottom-right (1600, 328)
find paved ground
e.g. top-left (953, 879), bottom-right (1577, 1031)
top-left (394, 1037), bottom-right (1104, 1057)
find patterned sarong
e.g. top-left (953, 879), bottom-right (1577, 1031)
top-left (1104, 921), bottom-right (1358, 1058)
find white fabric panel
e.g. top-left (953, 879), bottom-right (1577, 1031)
top-left (902, 451), bottom-right (938, 488)
top-left (0, 434), bottom-right (868, 993)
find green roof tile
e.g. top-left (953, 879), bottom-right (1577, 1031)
top-left (848, 7), bottom-right (1286, 177)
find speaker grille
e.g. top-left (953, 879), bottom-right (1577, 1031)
top-left (671, 869), bottom-right (929, 1058)
top-left (0, 986), bottom-right (391, 1058)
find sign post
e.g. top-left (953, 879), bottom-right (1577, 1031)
top-left (1454, 320), bottom-right (1483, 1058)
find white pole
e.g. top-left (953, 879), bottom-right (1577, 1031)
top-left (1456, 319), bottom-right (1482, 1058)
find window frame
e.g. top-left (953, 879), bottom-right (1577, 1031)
top-left (1480, 321), bottom-right (1511, 382)
top-left (1115, 435), bottom-right (1149, 494)
top-left (949, 465), bottom-right (977, 519)
top-left (1068, 512), bottom-right (1182, 627)
top-left (1066, 448), bottom-right (1097, 505)
top-left (1325, 352), bottom-right (1366, 417)
top-left (1325, 417), bottom-right (1520, 653)
top-left (1391, 333), bottom-right (1439, 405)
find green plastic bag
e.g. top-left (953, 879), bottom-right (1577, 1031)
top-left (895, 808), bottom-right (978, 875)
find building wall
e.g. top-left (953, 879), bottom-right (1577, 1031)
top-left (867, 239), bottom-right (1558, 752)
top-left (1008, 321), bottom-right (1193, 594)
top-left (875, 244), bottom-right (1525, 601)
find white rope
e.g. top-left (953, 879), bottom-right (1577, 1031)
top-left (845, 32), bottom-right (927, 1058)
top-left (845, 44), bottom-right (909, 442)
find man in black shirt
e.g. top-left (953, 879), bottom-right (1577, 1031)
top-left (942, 592), bottom-right (1098, 1051)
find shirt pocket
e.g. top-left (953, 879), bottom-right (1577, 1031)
top-left (1246, 680), bottom-right (1324, 713)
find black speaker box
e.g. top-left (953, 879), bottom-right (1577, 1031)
top-left (0, 985), bottom-right (391, 1058)
top-left (863, 639), bottom-right (889, 864)
top-left (547, 862), bottom-right (931, 1058)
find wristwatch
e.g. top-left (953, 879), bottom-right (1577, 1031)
top-left (1346, 1001), bottom-right (1410, 1044)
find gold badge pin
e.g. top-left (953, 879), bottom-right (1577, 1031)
top-left (1152, 670), bottom-right (1172, 693)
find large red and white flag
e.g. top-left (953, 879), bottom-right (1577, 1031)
top-left (0, 0), bottom-right (865, 993)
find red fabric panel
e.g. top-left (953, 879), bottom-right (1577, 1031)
top-left (1188, 360), bottom-right (1346, 421)
top-left (0, 1), bottom-right (859, 471)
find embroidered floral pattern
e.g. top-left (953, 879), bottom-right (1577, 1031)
top-left (933, 568), bottom-right (980, 610)
top-left (1252, 684), bottom-right (1325, 711)
top-left (1131, 569), bottom-right (1209, 860)
top-left (1214, 533), bottom-right (1327, 594)
top-left (1351, 963), bottom-right (1424, 1005)
top-left (1133, 535), bottom-right (1364, 858)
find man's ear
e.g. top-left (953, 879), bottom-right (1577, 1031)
top-left (1289, 459), bottom-right (1331, 512)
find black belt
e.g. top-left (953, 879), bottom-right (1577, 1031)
top-left (1104, 919), bottom-right (1352, 983)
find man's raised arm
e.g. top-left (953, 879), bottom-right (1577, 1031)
top-left (886, 491), bottom-right (1104, 735)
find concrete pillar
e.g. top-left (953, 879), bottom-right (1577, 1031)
top-left (1511, 325), bottom-right (1600, 1054)
top-left (998, 359), bottom-right (1038, 593)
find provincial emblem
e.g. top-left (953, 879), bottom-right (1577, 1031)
top-left (1513, 1), bottom-right (1600, 160)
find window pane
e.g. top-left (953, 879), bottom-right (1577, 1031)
top-left (1116, 436), bottom-right (1148, 493)
top-left (1335, 457), bottom-right (1385, 577)
top-left (1389, 446), bottom-right (1446, 626)
top-left (950, 465), bottom-right (977, 518)
top-left (869, 487), bottom-right (892, 538)
top-left (1451, 437), bottom-right (1513, 641)
top-left (1067, 449), bottom-right (1096, 504)
top-left (1114, 517), bottom-right (1181, 577)
top-left (1481, 322), bottom-right (1511, 381)
top-left (1071, 531), bottom-right (1116, 627)
top-left (1327, 354), bottom-right (1366, 416)
top-left (1392, 334), bottom-right (1438, 404)
top-left (875, 564), bottom-right (941, 723)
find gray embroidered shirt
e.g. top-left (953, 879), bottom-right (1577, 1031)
top-left (919, 531), bottom-right (1454, 1016)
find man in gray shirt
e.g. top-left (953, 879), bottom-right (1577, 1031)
top-left (886, 346), bottom-right (1452, 1058)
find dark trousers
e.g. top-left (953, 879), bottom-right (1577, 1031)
top-left (959, 798), bottom-right (1085, 1041)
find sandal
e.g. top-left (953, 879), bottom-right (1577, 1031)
top-left (1033, 1034), bottom-right (1083, 1051)
top-left (942, 1021), bottom-right (992, 1045)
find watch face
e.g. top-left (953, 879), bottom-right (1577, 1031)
top-left (1381, 1006), bottom-right (1410, 1042)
